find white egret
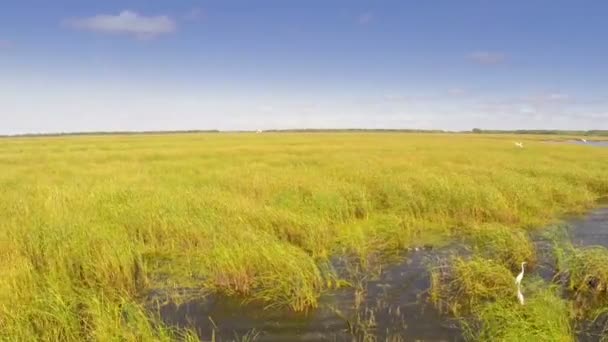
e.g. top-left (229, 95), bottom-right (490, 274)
top-left (515, 262), bottom-right (527, 286)
top-left (256, 129), bottom-right (263, 134)
top-left (581, 138), bottom-right (587, 143)
top-left (517, 284), bottom-right (525, 305)
top-left (514, 142), bottom-right (524, 148)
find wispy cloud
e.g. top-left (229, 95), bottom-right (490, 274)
top-left (258, 105), bottom-right (275, 113)
top-left (571, 112), bottom-right (608, 120)
top-left (523, 92), bottom-right (572, 106)
top-left (447, 88), bottom-right (467, 95)
top-left (65, 10), bottom-right (176, 39)
top-left (184, 8), bottom-right (205, 22)
top-left (358, 12), bottom-right (373, 25)
top-left (468, 51), bottom-right (506, 65)
top-left (383, 94), bottom-right (409, 102)
top-left (471, 91), bottom-right (595, 126)
top-left (545, 93), bottom-right (570, 101)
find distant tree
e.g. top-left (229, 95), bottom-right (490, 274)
top-left (472, 128), bottom-right (483, 133)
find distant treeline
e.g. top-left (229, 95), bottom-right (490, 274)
top-left (470, 128), bottom-right (608, 136)
top-left (261, 128), bottom-right (447, 133)
top-left (1, 130), bottom-right (221, 138)
top-left (1, 128), bottom-right (447, 137)
top-left (2, 128), bottom-right (607, 138)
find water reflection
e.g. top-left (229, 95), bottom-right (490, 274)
top-left (159, 249), bottom-right (463, 341)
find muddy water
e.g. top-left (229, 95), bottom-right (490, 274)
top-left (159, 248), bottom-right (463, 341)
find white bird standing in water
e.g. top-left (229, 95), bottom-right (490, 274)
top-left (517, 284), bottom-right (525, 305)
top-left (515, 262), bottom-right (527, 286)
top-left (514, 142), bottom-right (524, 148)
top-left (581, 138), bottom-right (587, 143)
top-left (515, 262), bottom-right (526, 305)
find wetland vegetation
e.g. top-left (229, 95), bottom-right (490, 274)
top-left (1, 132), bottom-right (607, 341)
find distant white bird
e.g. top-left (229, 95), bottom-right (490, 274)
top-left (256, 129), bottom-right (263, 134)
top-left (517, 284), bottom-right (525, 305)
top-left (515, 262), bottom-right (527, 286)
top-left (581, 138), bottom-right (587, 143)
top-left (514, 142), bottom-right (524, 148)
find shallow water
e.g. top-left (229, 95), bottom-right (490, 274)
top-left (543, 140), bottom-right (608, 148)
top-left (532, 208), bottom-right (608, 281)
top-left (567, 140), bottom-right (608, 148)
top-left (548, 208), bottom-right (608, 341)
top-left (158, 208), bottom-right (608, 341)
top-left (568, 208), bottom-right (608, 247)
top-left (159, 249), bottom-right (463, 341)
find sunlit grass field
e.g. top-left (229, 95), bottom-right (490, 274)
top-left (1, 133), bottom-right (607, 340)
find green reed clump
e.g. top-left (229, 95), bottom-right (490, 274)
top-left (0, 284), bottom-right (195, 341)
top-left (430, 257), bottom-right (516, 316)
top-left (565, 247), bottom-right (608, 295)
top-left (469, 287), bottom-right (572, 342)
top-left (554, 242), bottom-right (608, 318)
top-left (466, 224), bottom-right (536, 270)
top-left (431, 254), bottom-right (573, 341)
top-left (200, 232), bottom-right (325, 311)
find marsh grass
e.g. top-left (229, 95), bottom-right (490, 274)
top-left (465, 223), bottom-right (536, 270)
top-left (552, 237), bottom-right (608, 319)
top-left (430, 257), bottom-right (516, 316)
top-left (431, 256), bottom-right (573, 341)
top-left (468, 287), bottom-right (572, 341)
top-left (0, 133), bottom-right (607, 339)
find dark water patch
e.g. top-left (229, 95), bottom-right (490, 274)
top-left (577, 313), bottom-right (608, 342)
top-left (568, 207), bottom-right (608, 341)
top-left (531, 208), bottom-right (608, 281)
top-left (568, 208), bottom-right (608, 248)
top-left (530, 208), bottom-right (608, 340)
top-left (530, 233), bottom-right (558, 282)
top-left (158, 248), bottom-right (464, 341)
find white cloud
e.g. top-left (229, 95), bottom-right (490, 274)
top-left (468, 51), bottom-right (506, 65)
top-left (65, 10), bottom-right (176, 39)
top-left (358, 12), bottom-right (373, 25)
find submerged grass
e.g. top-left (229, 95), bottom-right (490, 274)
top-left (0, 133), bottom-right (607, 339)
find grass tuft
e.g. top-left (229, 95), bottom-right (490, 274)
top-left (466, 223), bottom-right (536, 270)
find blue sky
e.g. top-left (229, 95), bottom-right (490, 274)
top-left (1, 1), bottom-right (607, 134)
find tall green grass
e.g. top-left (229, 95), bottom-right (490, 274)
top-left (0, 133), bottom-right (607, 339)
